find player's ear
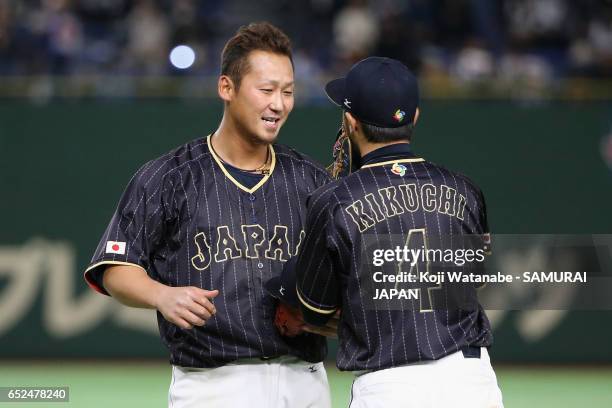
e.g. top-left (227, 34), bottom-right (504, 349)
top-left (412, 107), bottom-right (420, 126)
top-left (344, 111), bottom-right (358, 134)
top-left (218, 75), bottom-right (234, 102)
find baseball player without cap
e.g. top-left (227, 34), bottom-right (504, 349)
top-left (325, 56), bottom-right (419, 128)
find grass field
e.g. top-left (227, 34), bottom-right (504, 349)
top-left (1, 362), bottom-right (611, 407)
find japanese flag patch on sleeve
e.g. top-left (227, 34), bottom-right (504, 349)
top-left (106, 241), bottom-right (126, 255)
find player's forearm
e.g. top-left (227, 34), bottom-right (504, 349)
top-left (102, 265), bottom-right (165, 309)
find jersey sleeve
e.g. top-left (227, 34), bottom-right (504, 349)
top-left (473, 188), bottom-right (491, 287)
top-left (476, 188), bottom-right (492, 255)
top-left (461, 181), bottom-right (491, 253)
top-left (313, 166), bottom-right (332, 190)
top-left (276, 143), bottom-right (332, 193)
top-left (477, 188), bottom-right (489, 234)
top-left (84, 163), bottom-right (169, 295)
top-left (296, 185), bottom-right (340, 326)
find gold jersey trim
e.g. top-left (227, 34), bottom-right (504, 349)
top-left (361, 158), bottom-right (425, 169)
top-left (296, 286), bottom-right (338, 315)
top-left (207, 134), bottom-right (276, 194)
top-left (85, 260), bottom-right (147, 275)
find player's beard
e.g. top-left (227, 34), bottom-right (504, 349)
top-left (342, 114), bottom-right (357, 149)
top-left (235, 115), bottom-right (280, 147)
top-left (250, 128), bottom-right (279, 146)
top-left (343, 112), bottom-right (357, 139)
top-left (342, 113), bottom-right (363, 170)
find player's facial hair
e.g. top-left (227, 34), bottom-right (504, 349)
top-left (241, 122), bottom-right (273, 146)
top-left (231, 103), bottom-right (276, 147)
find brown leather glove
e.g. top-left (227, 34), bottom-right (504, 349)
top-left (274, 302), bottom-right (306, 337)
top-left (326, 125), bottom-right (353, 180)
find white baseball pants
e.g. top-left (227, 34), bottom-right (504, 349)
top-left (349, 347), bottom-right (503, 408)
top-left (168, 356), bottom-right (331, 408)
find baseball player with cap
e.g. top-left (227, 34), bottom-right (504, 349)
top-left (295, 56), bottom-right (504, 407)
top-left (83, 22), bottom-right (331, 408)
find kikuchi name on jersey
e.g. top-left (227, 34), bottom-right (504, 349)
top-left (345, 183), bottom-right (467, 232)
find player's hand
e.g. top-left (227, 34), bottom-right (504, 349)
top-left (155, 286), bottom-right (219, 330)
top-left (274, 302), bottom-right (306, 337)
top-left (302, 310), bottom-right (340, 338)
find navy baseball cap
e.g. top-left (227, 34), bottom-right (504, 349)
top-left (264, 257), bottom-right (299, 308)
top-left (325, 57), bottom-right (419, 128)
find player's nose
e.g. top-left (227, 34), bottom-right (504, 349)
top-left (268, 91), bottom-right (284, 113)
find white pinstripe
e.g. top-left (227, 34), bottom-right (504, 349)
top-left (297, 156), bottom-right (493, 371)
top-left (459, 176), bottom-right (480, 338)
top-left (210, 153), bottom-right (237, 357)
top-left (196, 157), bottom-right (226, 358)
top-left (194, 159), bottom-right (215, 361)
top-left (446, 170), bottom-right (470, 340)
top-left (220, 168), bottom-right (254, 356)
top-left (88, 139), bottom-right (333, 367)
top-left (337, 183), bottom-right (373, 369)
top-left (430, 165), bottom-right (461, 352)
top-left (380, 165), bottom-right (412, 363)
top-left (408, 162), bottom-right (442, 358)
top-left (363, 167), bottom-right (396, 368)
top-left (234, 189), bottom-right (264, 356)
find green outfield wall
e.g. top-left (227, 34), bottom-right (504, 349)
top-left (1, 100), bottom-right (611, 362)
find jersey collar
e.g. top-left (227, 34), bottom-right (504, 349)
top-left (360, 143), bottom-right (424, 169)
top-left (207, 134), bottom-right (276, 194)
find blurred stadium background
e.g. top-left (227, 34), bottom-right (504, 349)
top-left (1, 0), bottom-right (612, 407)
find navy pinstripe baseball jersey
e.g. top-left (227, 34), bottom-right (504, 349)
top-left (84, 134), bottom-right (330, 368)
top-left (296, 144), bottom-right (493, 371)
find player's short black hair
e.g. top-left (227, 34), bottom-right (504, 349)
top-left (360, 122), bottom-right (415, 143)
top-left (221, 22), bottom-right (293, 89)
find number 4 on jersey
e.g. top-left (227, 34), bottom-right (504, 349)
top-left (396, 228), bottom-right (442, 313)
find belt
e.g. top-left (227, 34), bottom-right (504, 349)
top-left (352, 346), bottom-right (485, 376)
top-left (460, 345), bottom-right (482, 359)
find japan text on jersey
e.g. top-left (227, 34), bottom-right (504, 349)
top-left (85, 135), bottom-right (331, 368)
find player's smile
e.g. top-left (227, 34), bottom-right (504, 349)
top-left (86, 23), bottom-right (333, 408)
top-left (262, 115), bottom-right (280, 131)
top-left (227, 50), bottom-right (294, 143)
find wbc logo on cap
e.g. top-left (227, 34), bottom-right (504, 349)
top-left (393, 109), bottom-right (406, 123)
